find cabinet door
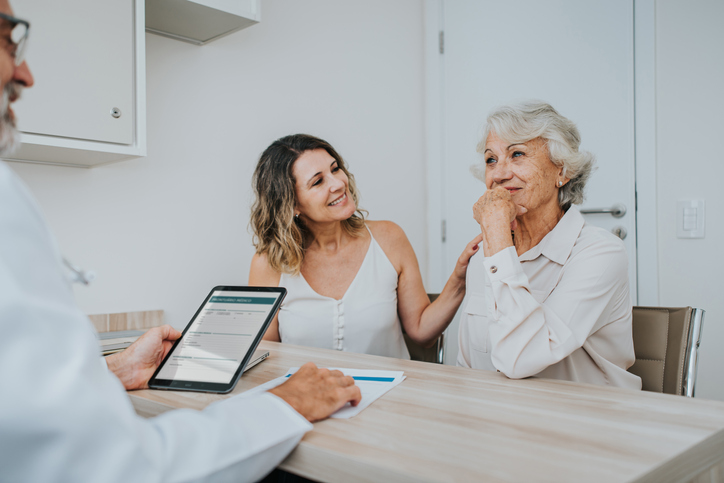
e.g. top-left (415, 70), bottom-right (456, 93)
top-left (13, 0), bottom-right (135, 145)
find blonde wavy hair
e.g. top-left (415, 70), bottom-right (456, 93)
top-left (250, 134), bottom-right (367, 275)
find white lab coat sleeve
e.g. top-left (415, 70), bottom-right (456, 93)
top-left (0, 162), bottom-right (312, 483)
top-left (144, 394), bottom-right (312, 483)
top-left (484, 242), bottom-right (629, 379)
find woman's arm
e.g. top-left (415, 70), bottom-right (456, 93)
top-left (407, 234), bottom-right (483, 347)
top-left (249, 253), bottom-right (283, 342)
top-left (370, 221), bottom-right (482, 347)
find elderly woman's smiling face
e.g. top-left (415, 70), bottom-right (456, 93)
top-left (484, 131), bottom-right (565, 218)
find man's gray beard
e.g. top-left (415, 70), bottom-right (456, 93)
top-left (0, 82), bottom-right (21, 157)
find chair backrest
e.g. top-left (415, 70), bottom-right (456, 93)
top-left (628, 306), bottom-right (705, 397)
top-left (403, 294), bottom-right (445, 364)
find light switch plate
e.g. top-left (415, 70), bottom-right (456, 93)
top-left (677, 199), bottom-right (705, 238)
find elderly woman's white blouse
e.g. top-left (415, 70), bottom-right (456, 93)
top-left (457, 206), bottom-right (642, 389)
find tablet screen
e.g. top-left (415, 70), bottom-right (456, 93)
top-left (152, 287), bottom-right (284, 390)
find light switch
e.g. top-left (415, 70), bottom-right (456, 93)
top-left (677, 199), bottom-right (705, 239)
top-left (683, 208), bottom-right (697, 230)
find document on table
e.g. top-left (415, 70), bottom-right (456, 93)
top-left (241, 368), bottom-right (405, 418)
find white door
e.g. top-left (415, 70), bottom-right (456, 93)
top-left (438, 0), bottom-right (637, 364)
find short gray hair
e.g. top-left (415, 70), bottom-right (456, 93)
top-left (473, 100), bottom-right (595, 211)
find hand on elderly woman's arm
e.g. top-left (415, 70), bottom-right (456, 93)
top-left (412, 233), bottom-right (484, 346)
top-left (451, 233), bottom-right (484, 282)
top-left (473, 186), bottom-right (526, 256)
top-left (389, 220), bottom-right (481, 347)
top-left (399, 235), bottom-right (483, 347)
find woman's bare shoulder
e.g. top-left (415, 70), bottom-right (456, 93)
top-left (366, 220), bottom-right (413, 267)
top-left (367, 220), bottom-right (408, 243)
top-left (249, 252), bottom-right (282, 286)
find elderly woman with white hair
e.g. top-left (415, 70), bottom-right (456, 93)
top-left (458, 100), bottom-right (642, 390)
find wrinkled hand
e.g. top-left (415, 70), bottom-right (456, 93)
top-left (472, 187), bottom-right (527, 256)
top-left (473, 186), bottom-right (527, 230)
top-left (268, 362), bottom-right (362, 422)
top-left (106, 325), bottom-right (182, 390)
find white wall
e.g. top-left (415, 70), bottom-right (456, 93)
top-left (8, 0), bottom-right (426, 329)
top-left (655, 0), bottom-right (724, 400)
top-left (8, 0), bottom-right (723, 401)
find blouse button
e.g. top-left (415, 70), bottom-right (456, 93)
top-left (490, 266), bottom-right (498, 274)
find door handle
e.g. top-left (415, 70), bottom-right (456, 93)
top-left (580, 203), bottom-right (626, 218)
top-left (612, 226), bottom-right (627, 240)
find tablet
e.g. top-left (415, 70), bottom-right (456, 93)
top-left (148, 286), bottom-right (286, 393)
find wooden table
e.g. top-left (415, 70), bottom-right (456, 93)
top-left (129, 341), bottom-right (724, 483)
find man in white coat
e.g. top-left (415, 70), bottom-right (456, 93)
top-left (0, 1), bottom-right (361, 481)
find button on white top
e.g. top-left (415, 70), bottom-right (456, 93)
top-left (490, 266), bottom-right (498, 274)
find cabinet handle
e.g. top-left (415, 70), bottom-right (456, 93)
top-left (111, 107), bottom-right (122, 119)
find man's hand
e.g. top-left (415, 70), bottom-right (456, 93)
top-left (105, 325), bottom-right (182, 391)
top-left (268, 362), bottom-right (362, 422)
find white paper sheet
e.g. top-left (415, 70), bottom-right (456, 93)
top-left (240, 368), bottom-right (405, 418)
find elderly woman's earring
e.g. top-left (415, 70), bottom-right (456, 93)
top-left (557, 181), bottom-right (563, 187)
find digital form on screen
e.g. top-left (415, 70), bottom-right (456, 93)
top-left (156, 291), bottom-right (281, 384)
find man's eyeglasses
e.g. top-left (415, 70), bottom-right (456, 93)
top-left (0, 12), bottom-right (29, 66)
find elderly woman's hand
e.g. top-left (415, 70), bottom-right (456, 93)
top-left (473, 186), bottom-right (527, 256)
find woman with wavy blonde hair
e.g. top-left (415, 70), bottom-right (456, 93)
top-left (250, 134), bottom-right (480, 358)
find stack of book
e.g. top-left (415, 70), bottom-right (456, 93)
top-left (98, 329), bottom-right (146, 356)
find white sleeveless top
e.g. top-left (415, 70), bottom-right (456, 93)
top-left (278, 228), bottom-right (410, 359)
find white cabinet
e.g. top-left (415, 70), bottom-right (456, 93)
top-left (9, 0), bottom-right (146, 168)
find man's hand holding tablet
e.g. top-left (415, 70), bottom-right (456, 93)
top-left (106, 325), bottom-right (182, 390)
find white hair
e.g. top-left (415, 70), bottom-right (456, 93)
top-left (0, 82), bottom-right (21, 157)
top-left (472, 100), bottom-right (595, 210)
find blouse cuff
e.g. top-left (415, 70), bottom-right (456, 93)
top-left (483, 246), bottom-right (524, 282)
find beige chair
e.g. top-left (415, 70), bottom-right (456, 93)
top-left (403, 294), bottom-right (445, 364)
top-left (628, 306), bottom-right (705, 397)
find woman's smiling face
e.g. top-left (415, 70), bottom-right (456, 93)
top-left (483, 131), bottom-right (564, 217)
top-left (293, 148), bottom-right (356, 224)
